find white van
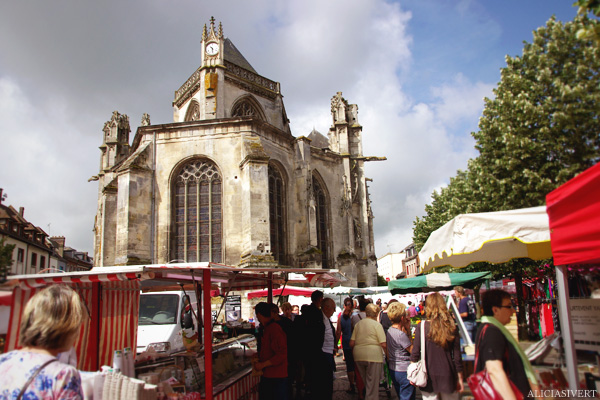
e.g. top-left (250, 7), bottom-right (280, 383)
top-left (136, 290), bottom-right (198, 354)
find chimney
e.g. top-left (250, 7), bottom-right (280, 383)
top-left (19, 207), bottom-right (24, 217)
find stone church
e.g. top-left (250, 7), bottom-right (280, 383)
top-left (93, 18), bottom-right (383, 286)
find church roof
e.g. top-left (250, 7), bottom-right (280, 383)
top-left (307, 128), bottom-right (329, 149)
top-left (224, 38), bottom-right (256, 73)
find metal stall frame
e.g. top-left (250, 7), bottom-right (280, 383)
top-left (3, 262), bottom-right (346, 400)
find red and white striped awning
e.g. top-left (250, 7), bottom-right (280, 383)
top-left (4, 262), bottom-right (347, 372)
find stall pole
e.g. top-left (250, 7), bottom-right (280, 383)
top-left (90, 282), bottom-right (101, 371)
top-left (203, 269), bottom-right (213, 400)
top-left (267, 272), bottom-right (273, 304)
top-left (556, 265), bottom-right (578, 391)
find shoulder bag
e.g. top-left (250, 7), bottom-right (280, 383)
top-left (407, 320), bottom-right (427, 387)
top-left (467, 324), bottom-right (524, 400)
top-left (17, 358), bottom-right (58, 400)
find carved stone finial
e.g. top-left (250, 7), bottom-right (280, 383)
top-left (218, 22), bottom-right (223, 38)
top-left (331, 92), bottom-right (347, 123)
top-left (210, 16), bottom-right (216, 33)
top-left (141, 113), bottom-right (151, 126)
top-left (202, 24), bottom-right (207, 41)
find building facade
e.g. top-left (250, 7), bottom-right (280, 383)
top-left (377, 252), bottom-right (406, 281)
top-left (0, 201), bottom-right (52, 276)
top-left (92, 19), bottom-right (383, 286)
top-left (0, 190), bottom-right (93, 276)
top-left (402, 243), bottom-right (420, 277)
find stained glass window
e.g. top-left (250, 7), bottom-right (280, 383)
top-left (269, 165), bottom-right (286, 264)
top-left (313, 176), bottom-right (330, 268)
top-left (173, 159), bottom-right (222, 263)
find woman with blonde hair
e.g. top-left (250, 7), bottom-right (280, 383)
top-left (0, 285), bottom-right (87, 399)
top-left (386, 302), bottom-right (415, 400)
top-left (350, 303), bottom-right (387, 400)
top-left (409, 292), bottom-right (463, 400)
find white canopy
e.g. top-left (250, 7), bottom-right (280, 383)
top-left (419, 206), bottom-right (552, 273)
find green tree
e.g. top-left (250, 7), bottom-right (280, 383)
top-left (377, 274), bottom-right (388, 286)
top-left (0, 237), bottom-right (15, 282)
top-left (413, 15), bottom-right (600, 339)
top-left (473, 16), bottom-right (600, 212)
top-left (413, 168), bottom-right (480, 251)
top-left (574, 0), bottom-right (600, 41)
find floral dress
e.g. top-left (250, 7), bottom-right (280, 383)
top-left (0, 350), bottom-right (83, 399)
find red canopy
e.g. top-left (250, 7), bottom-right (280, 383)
top-left (546, 162), bottom-right (600, 266)
top-left (247, 286), bottom-right (316, 299)
top-left (0, 291), bottom-right (12, 306)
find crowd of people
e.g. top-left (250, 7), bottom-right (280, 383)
top-left (254, 287), bottom-right (539, 400)
top-left (0, 284), bottom-right (537, 400)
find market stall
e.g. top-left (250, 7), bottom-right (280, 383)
top-left (3, 262), bottom-right (346, 399)
top-left (246, 285), bottom-right (315, 299)
top-left (417, 166), bottom-right (600, 393)
top-left (546, 161), bottom-right (600, 392)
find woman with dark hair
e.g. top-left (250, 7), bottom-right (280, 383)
top-left (0, 285), bottom-right (87, 399)
top-left (410, 292), bottom-right (463, 400)
top-left (253, 302), bottom-right (288, 400)
top-left (474, 289), bottom-right (539, 399)
top-left (336, 297), bottom-right (357, 393)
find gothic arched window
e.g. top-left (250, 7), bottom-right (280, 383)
top-left (172, 159), bottom-right (222, 263)
top-left (313, 175), bottom-right (330, 268)
top-left (184, 100), bottom-right (201, 122)
top-left (268, 164), bottom-right (286, 264)
top-left (231, 97), bottom-right (265, 121)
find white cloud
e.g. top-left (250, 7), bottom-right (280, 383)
top-left (0, 0), bottom-right (505, 262)
top-left (0, 77), bottom-right (98, 253)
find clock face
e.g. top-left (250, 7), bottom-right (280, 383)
top-left (205, 42), bottom-right (219, 56)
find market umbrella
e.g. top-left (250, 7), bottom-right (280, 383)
top-left (419, 206), bottom-right (552, 273)
top-left (363, 286), bottom-right (392, 294)
top-left (324, 287), bottom-right (376, 296)
top-left (388, 272), bottom-right (492, 294)
top-left (246, 286), bottom-right (316, 299)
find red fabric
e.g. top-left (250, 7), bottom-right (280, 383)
top-left (247, 286), bottom-right (315, 299)
top-left (259, 320), bottom-right (288, 378)
top-left (0, 291), bottom-right (11, 306)
top-left (546, 162), bottom-right (600, 266)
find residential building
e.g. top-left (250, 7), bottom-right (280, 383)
top-left (402, 243), bottom-right (420, 277)
top-left (0, 190), bottom-right (52, 275)
top-left (49, 236), bottom-right (93, 272)
top-left (377, 252), bottom-right (406, 281)
top-left (0, 189), bottom-right (93, 276)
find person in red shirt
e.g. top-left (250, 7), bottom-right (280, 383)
top-left (254, 302), bottom-right (289, 400)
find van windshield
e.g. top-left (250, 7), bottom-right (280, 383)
top-left (139, 294), bottom-right (179, 325)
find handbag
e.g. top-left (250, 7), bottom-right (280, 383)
top-left (407, 320), bottom-right (427, 387)
top-left (467, 324), bottom-right (524, 400)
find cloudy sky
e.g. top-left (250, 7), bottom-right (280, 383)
top-left (0, 1), bottom-right (577, 259)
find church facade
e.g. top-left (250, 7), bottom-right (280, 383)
top-left (93, 19), bottom-right (383, 286)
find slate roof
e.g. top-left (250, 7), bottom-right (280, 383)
top-left (224, 38), bottom-right (256, 73)
top-left (307, 128), bottom-right (330, 149)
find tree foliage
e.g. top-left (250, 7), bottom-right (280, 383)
top-left (574, 0), bottom-right (600, 41)
top-left (0, 237), bottom-right (15, 282)
top-left (413, 15), bottom-right (600, 268)
top-left (472, 16), bottom-right (600, 212)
